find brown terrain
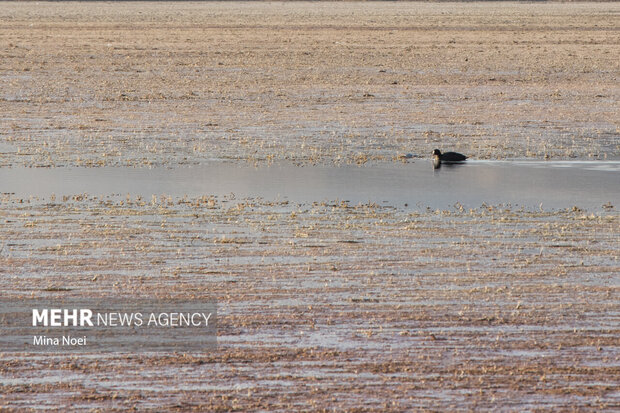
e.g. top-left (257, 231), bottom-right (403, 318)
top-left (0, 2), bottom-right (619, 411)
top-left (0, 1), bottom-right (618, 166)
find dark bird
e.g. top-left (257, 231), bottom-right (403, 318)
top-left (432, 149), bottom-right (468, 169)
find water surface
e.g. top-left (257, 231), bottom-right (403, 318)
top-left (1, 161), bottom-right (618, 211)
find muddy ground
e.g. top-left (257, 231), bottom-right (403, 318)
top-left (0, 1), bottom-right (618, 166)
top-left (0, 195), bottom-right (618, 410)
top-left (0, 2), bottom-right (619, 411)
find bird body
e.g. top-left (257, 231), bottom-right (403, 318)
top-left (432, 149), bottom-right (468, 168)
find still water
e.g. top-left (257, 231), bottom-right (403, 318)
top-left (1, 160), bottom-right (618, 211)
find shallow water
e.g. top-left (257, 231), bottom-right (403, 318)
top-left (1, 160), bottom-right (618, 210)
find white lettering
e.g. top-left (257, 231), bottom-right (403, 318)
top-left (64, 309), bottom-right (78, 326)
top-left (97, 312), bottom-right (107, 326)
top-left (49, 309), bottom-right (62, 326)
top-left (32, 309), bottom-right (48, 326)
top-left (62, 335), bottom-right (86, 346)
top-left (80, 309), bottom-right (93, 326)
top-left (33, 335), bottom-right (59, 345)
top-left (179, 313), bottom-right (188, 325)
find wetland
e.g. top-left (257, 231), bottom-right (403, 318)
top-left (0, 2), bottom-right (618, 411)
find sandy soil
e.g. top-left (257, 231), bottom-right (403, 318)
top-left (1, 1), bottom-right (619, 167)
top-left (0, 2), bottom-right (619, 411)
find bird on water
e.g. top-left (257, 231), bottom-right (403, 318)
top-left (432, 149), bottom-right (468, 169)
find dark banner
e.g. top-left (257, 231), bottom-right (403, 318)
top-left (0, 298), bottom-right (217, 353)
